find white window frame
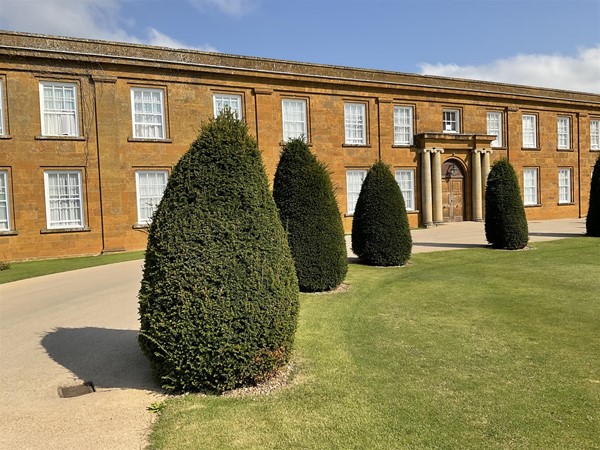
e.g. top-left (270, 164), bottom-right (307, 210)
top-left (393, 106), bottom-right (414, 145)
top-left (344, 102), bottom-right (367, 145)
top-left (522, 114), bottom-right (537, 148)
top-left (39, 81), bottom-right (79, 137)
top-left (442, 109), bottom-right (460, 133)
top-left (590, 119), bottom-right (600, 150)
top-left (346, 169), bottom-right (367, 214)
top-left (282, 99), bottom-right (307, 142)
top-left (213, 93), bottom-right (243, 119)
top-left (0, 81), bottom-right (5, 136)
top-left (557, 117), bottom-right (571, 150)
top-left (523, 168), bottom-right (539, 206)
top-left (487, 111), bottom-right (503, 147)
top-left (131, 87), bottom-right (166, 139)
top-left (395, 169), bottom-right (415, 211)
top-left (0, 171), bottom-right (10, 231)
top-left (44, 170), bottom-right (85, 229)
top-left (135, 170), bottom-right (168, 225)
top-left (558, 168), bottom-right (572, 204)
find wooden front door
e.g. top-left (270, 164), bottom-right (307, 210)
top-left (441, 161), bottom-right (464, 222)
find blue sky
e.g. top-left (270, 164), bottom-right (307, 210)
top-left (1, 0), bottom-right (599, 92)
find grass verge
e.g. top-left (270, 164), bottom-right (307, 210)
top-left (147, 238), bottom-right (600, 449)
top-left (0, 251), bottom-right (144, 284)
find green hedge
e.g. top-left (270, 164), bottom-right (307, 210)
top-left (484, 158), bottom-right (529, 249)
top-left (138, 111), bottom-right (299, 393)
top-left (586, 155), bottom-right (600, 237)
top-left (273, 138), bottom-right (348, 292)
top-left (351, 161), bottom-right (412, 266)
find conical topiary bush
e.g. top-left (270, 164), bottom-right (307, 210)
top-left (138, 110), bottom-right (299, 394)
top-left (351, 161), bottom-right (412, 266)
top-left (273, 138), bottom-right (348, 292)
top-left (484, 158), bottom-right (529, 249)
top-left (586, 155), bottom-right (600, 237)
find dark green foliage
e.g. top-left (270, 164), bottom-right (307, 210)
top-left (586, 155), bottom-right (600, 237)
top-left (351, 161), bottom-right (412, 266)
top-left (273, 138), bottom-right (348, 292)
top-left (485, 158), bottom-right (529, 249)
top-left (138, 111), bottom-right (299, 394)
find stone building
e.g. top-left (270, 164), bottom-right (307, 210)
top-left (0, 31), bottom-right (599, 261)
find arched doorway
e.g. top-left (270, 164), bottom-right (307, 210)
top-left (441, 160), bottom-right (464, 222)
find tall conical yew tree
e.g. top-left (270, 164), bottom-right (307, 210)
top-left (586, 155), bottom-right (600, 236)
top-left (273, 138), bottom-right (347, 292)
top-left (138, 111), bottom-right (299, 394)
top-left (351, 161), bottom-right (412, 266)
top-left (484, 158), bottom-right (529, 249)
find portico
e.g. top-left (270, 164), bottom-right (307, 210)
top-left (415, 133), bottom-right (496, 227)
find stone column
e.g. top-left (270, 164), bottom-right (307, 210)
top-left (481, 149), bottom-right (492, 218)
top-left (472, 149), bottom-right (483, 222)
top-left (420, 148), bottom-right (433, 228)
top-left (431, 148), bottom-right (445, 224)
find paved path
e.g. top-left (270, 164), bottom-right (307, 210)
top-left (0, 218), bottom-right (588, 449)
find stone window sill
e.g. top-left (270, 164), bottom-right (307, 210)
top-left (0, 134), bottom-right (12, 140)
top-left (0, 230), bottom-right (18, 236)
top-left (558, 202), bottom-right (576, 206)
top-left (342, 144), bottom-right (371, 148)
top-left (35, 135), bottom-right (87, 141)
top-left (521, 147), bottom-right (540, 151)
top-left (128, 137), bottom-right (172, 143)
top-left (132, 223), bottom-right (150, 229)
top-left (524, 203), bottom-right (542, 208)
top-left (40, 227), bottom-right (91, 234)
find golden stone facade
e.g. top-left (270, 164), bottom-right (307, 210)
top-left (0, 31), bottom-right (599, 261)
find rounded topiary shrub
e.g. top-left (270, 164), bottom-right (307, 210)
top-left (351, 161), bottom-right (412, 266)
top-left (484, 158), bottom-right (529, 249)
top-left (273, 138), bottom-right (348, 292)
top-left (138, 111), bottom-right (299, 394)
top-left (586, 155), bottom-right (600, 237)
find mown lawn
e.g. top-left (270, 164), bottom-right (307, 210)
top-left (0, 250), bottom-right (144, 284)
top-left (148, 238), bottom-right (600, 449)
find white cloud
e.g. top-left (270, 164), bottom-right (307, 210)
top-left (186, 0), bottom-right (257, 17)
top-left (0, 0), bottom-right (218, 52)
top-left (418, 45), bottom-right (600, 94)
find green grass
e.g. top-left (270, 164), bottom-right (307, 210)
top-left (0, 251), bottom-right (144, 284)
top-left (148, 238), bottom-right (600, 450)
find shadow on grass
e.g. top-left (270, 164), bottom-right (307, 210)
top-left (41, 327), bottom-right (161, 392)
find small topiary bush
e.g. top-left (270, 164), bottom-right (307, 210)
top-left (586, 155), bottom-right (600, 237)
top-left (485, 158), bottom-right (529, 249)
top-left (138, 111), bottom-right (299, 394)
top-left (273, 138), bottom-right (348, 292)
top-left (351, 161), bottom-right (412, 266)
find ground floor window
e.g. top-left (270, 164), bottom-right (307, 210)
top-left (0, 171), bottom-right (10, 231)
top-left (44, 170), bottom-right (84, 229)
top-left (523, 168), bottom-right (539, 206)
top-left (558, 168), bottom-right (572, 204)
top-left (136, 170), bottom-right (168, 224)
top-left (395, 169), bottom-right (415, 211)
top-left (346, 169), bottom-right (367, 214)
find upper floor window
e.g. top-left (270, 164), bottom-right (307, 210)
top-left (395, 169), bottom-right (415, 211)
top-left (522, 114), bottom-right (537, 148)
top-left (39, 82), bottom-right (79, 137)
top-left (523, 167), bottom-right (539, 205)
top-left (282, 99), bottom-right (307, 142)
top-left (344, 102), bottom-right (366, 145)
top-left (131, 88), bottom-right (166, 139)
top-left (487, 112), bottom-right (503, 147)
top-left (393, 106), bottom-right (413, 145)
top-left (443, 109), bottom-right (460, 133)
top-left (0, 171), bottom-right (10, 231)
top-left (0, 82), bottom-right (5, 136)
top-left (346, 169), bottom-right (367, 214)
top-left (136, 170), bottom-right (168, 225)
top-left (44, 170), bottom-right (84, 229)
top-left (557, 117), bottom-right (571, 149)
top-left (591, 119), bottom-right (600, 150)
top-left (214, 94), bottom-right (242, 119)
top-left (558, 168), bottom-right (572, 204)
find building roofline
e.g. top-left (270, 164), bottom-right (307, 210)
top-left (1, 29), bottom-right (599, 105)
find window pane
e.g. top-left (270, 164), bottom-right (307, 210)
top-left (346, 170), bottom-right (367, 213)
top-left (395, 170), bottom-right (415, 210)
top-left (591, 120), bottom-right (600, 150)
top-left (345, 103), bottom-right (366, 145)
top-left (523, 168), bottom-right (538, 205)
top-left (558, 117), bottom-right (570, 149)
top-left (522, 115), bottom-right (537, 148)
top-left (214, 94), bottom-right (242, 119)
top-left (137, 171), bottom-right (168, 224)
top-left (487, 112), bottom-right (502, 147)
top-left (40, 83), bottom-right (79, 136)
top-left (0, 171), bottom-right (9, 231)
top-left (394, 106), bottom-right (413, 145)
top-left (558, 168), bottom-right (571, 204)
top-left (131, 88), bottom-right (165, 139)
top-left (282, 99), bottom-right (307, 141)
top-left (45, 171), bottom-right (84, 228)
top-left (0, 83), bottom-right (4, 136)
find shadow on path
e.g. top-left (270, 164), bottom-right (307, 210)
top-left (41, 327), bottom-right (161, 392)
top-left (412, 242), bottom-right (488, 249)
top-left (529, 232), bottom-right (585, 238)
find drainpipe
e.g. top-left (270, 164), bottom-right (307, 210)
top-left (92, 77), bottom-right (106, 254)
